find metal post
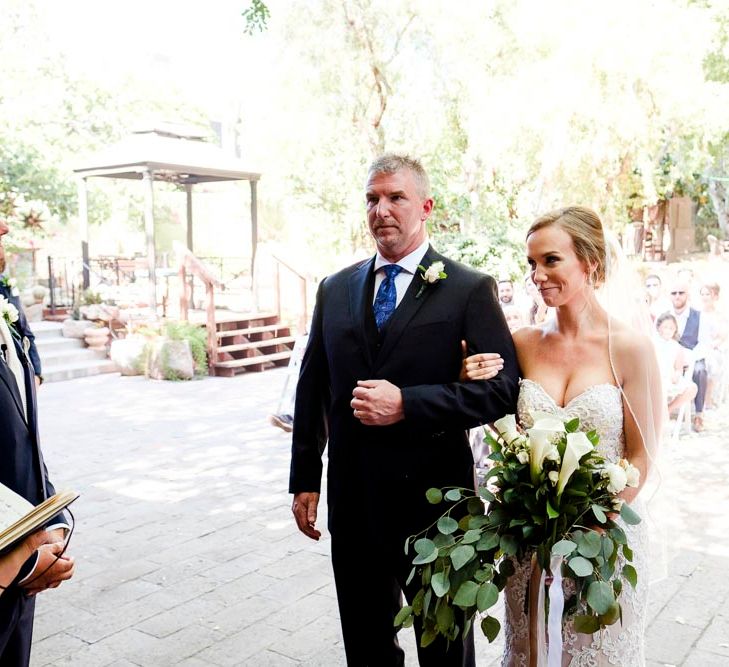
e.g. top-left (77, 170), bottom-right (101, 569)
top-left (185, 184), bottom-right (193, 252)
top-left (77, 178), bottom-right (90, 289)
top-left (47, 256), bottom-right (55, 314)
top-left (250, 179), bottom-right (258, 310)
top-left (142, 169), bottom-right (157, 313)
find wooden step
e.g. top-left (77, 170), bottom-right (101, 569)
top-left (214, 312), bottom-right (279, 329)
top-left (212, 350), bottom-right (292, 376)
top-left (216, 324), bottom-right (291, 339)
top-left (217, 335), bottom-right (296, 354)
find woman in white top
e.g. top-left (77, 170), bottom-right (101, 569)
top-left (654, 312), bottom-right (697, 413)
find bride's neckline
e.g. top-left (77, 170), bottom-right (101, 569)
top-left (520, 378), bottom-right (620, 410)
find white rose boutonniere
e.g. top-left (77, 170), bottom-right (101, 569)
top-left (416, 261), bottom-right (447, 298)
top-left (0, 275), bottom-right (19, 297)
top-left (0, 296), bottom-right (20, 337)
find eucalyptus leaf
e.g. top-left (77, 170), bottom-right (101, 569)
top-left (431, 571), bottom-right (450, 598)
top-left (445, 489), bottom-right (462, 502)
top-left (573, 614), bottom-right (600, 634)
top-left (393, 605), bottom-right (413, 627)
top-left (453, 580), bottom-right (479, 607)
top-left (477, 582), bottom-right (499, 611)
top-left (599, 601), bottom-right (621, 626)
top-left (620, 503), bottom-right (641, 525)
top-left (451, 545), bottom-right (476, 570)
top-left (468, 515), bottom-right (489, 530)
top-left (462, 529), bottom-right (481, 544)
top-left (622, 564), bottom-right (638, 588)
top-left (406, 566), bottom-right (416, 587)
top-left (462, 617), bottom-right (473, 640)
top-left (436, 601), bottom-right (455, 633)
top-left (412, 588), bottom-right (425, 614)
top-left (480, 615), bottom-right (501, 642)
top-left (500, 534), bottom-right (519, 556)
top-left (467, 497), bottom-right (485, 515)
top-left (577, 531), bottom-right (602, 559)
top-left (552, 539), bottom-right (577, 556)
top-left (622, 544), bottom-right (634, 562)
top-left (413, 550), bottom-right (438, 565)
top-left (474, 564), bottom-right (494, 582)
top-left (437, 516), bottom-right (459, 535)
top-left (586, 581), bottom-right (614, 615)
top-left (592, 504), bottom-right (607, 524)
top-left (420, 628), bottom-right (438, 647)
top-left (414, 538), bottom-right (436, 556)
top-left (479, 487), bottom-right (495, 502)
top-left (568, 556), bottom-right (594, 577)
top-left (499, 559), bottom-right (516, 577)
top-left (609, 525), bottom-right (627, 545)
top-left (426, 488), bottom-right (444, 504)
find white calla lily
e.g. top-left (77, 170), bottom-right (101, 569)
top-left (494, 414), bottom-right (520, 444)
top-left (527, 428), bottom-right (557, 484)
top-left (557, 432), bottom-right (594, 496)
top-left (529, 410), bottom-right (566, 433)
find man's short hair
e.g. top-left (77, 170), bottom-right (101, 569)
top-left (498, 279), bottom-right (513, 287)
top-left (367, 153), bottom-right (431, 200)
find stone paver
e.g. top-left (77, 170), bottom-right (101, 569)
top-left (28, 370), bottom-right (729, 666)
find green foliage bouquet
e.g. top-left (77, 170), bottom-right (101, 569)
top-left (397, 411), bottom-right (641, 646)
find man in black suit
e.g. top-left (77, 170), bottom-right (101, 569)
top-left (0, 217), bottom-right (74, 666)
top-left (289, 154), bottom-right (519, 666)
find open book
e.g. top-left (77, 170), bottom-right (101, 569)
top-left (0, 482), bottom-right (79, 554)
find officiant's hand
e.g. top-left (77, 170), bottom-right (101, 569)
top-left (292, 492), bottom-right (321, 541)
top-left (21, 538), bottom-right (75, 596)
top-left (460, 341), bottom-right (503, 382)
top-left (351, 379), bottom-right (404, 426)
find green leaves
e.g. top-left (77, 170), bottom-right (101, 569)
top-left (620, 503), bottom-right (641, 525)
top-left (476, 531), bottom-right (500, 552)
top-left (573, 614), bottom-right (600, 634)
top-left (481, 616), bottom-right (501, 642)
top-left (453, 580), bottom-right (479, 607)
top-left (586, 581), bottom-right (614, 615)
top-left (592, 504), bottom-right (607, 524)
top-left (426, 488), bottom-right (443, 504)
top-left (393, 605), bottom-right (413, 628)
top-left (413, 538), bottom-right (438, 564)
top-left (576, 531), bottom-right (602, 559)
top-left (451, 545), bottom-right (475, 570)
top-left (437, 516), bottom-right (459, 535)
top-left (431, 571), bottom-right (450, 598)
top-left (568, 556), bottom-right (594, 577)
top-left (477, 582), bottom-right (499, 611)
top-left (445, 489), bottom-right (462, 502)
top-left (552, 539), bottom-right (577, 556)
top-left (622, 564), bottom-right (638, 589)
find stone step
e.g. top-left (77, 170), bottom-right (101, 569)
top-left (41, 347), bottom-right (108, 366)
top-left (28, 321), bottom-right (65, 339)
top-left (35, 337), bottom-right (85, 354)
top-left (43, 359), bottom-right (119, 383)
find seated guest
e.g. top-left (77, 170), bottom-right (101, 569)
top-left (502, 304), bottom-right (525, 333)
top-left (497, 278), bottom-right (515, 307)
top-left (644, 273), bottom-right (671, 322)
top-left (699, 281), bottom-right (728, 410)
top-left (654, 313), bottom-right (698, 415)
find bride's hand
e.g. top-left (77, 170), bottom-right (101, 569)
top-left (460, 340), bottom-right (504, 382)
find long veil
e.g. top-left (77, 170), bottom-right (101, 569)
top-left (598, 232), bottom-right (670, 582)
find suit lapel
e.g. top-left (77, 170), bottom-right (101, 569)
top-left (0, 355), bottom-right (28, 424)
top-left (374, 246), bottom-right (441, 367)
top-left (348, 257), bottom-right (376, 369)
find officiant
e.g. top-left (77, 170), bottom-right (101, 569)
top-left (289, 154), bottom-right (519, 666)
top-left (0, 216), bottom-right (74, 666)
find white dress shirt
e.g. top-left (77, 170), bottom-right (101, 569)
top-left (372, 238), bottom-right (430, 307)
top-left (671, 306), bottom-right (713, 362)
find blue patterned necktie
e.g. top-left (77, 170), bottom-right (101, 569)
top-left (373, 264), bottom-right (403, 330)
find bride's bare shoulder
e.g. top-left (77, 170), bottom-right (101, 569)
top-left (608, 322), bottom-right (655, 367)
top-left (512, 325), bottom-right (546, 350)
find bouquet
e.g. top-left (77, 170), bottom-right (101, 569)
top-left (397, 411), bottom-right (641, 646)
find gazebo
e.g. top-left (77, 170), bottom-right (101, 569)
top-left (74, 124), bottom-right (261, 310)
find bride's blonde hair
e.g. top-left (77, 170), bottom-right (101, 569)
top-left (527, 206), bottom-right (607, 287)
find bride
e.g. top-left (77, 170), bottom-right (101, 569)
top-left (463, 207), bottom-right (663, 666)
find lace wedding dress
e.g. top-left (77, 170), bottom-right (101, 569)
top-left (501, 379), bottom-right (649, 667)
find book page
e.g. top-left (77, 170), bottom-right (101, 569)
top-left (0, 482), bottom-right (34, 531)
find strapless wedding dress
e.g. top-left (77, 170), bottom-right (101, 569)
top-left (501, 379), bottom-right (649, 666)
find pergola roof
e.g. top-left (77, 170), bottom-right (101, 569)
top-left (74, 126), bottom-right (261, 184)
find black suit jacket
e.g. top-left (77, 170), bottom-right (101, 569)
top-left (290, 247), bottom-right (519, 539)
top-left (0, 334), bottom-right (60, 654)
top-left (0, 280), bottom-right (41, 377)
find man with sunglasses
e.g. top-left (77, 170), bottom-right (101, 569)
top-left (669, 279), bottom-right (712, 431)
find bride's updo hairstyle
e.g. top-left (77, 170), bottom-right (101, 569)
top-left (526, 206), bottom-right (607, 287)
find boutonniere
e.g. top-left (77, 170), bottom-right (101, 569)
top-left (0, 296), bottom-right (20, 339)
top-left (416, 261), bottom-right (447, 298)
top-left (0, 276), bottom-right (19, 297)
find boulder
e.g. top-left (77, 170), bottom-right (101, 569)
top-left (146, 338), bottom-right (194, 381)
top-left (62, 318), bottom-right (89, 339)
top-left (110, 337), bottom-right (147, 376)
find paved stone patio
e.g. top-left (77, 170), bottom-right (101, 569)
top-left (28, 369), bottom-right (729, 666)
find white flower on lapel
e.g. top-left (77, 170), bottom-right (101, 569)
top-left (0, 296), bottom-right (19, 327)
top-left (416, 261), bottom-right (447, 298)
top-left (0, 275), bottom-right (19, 297)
